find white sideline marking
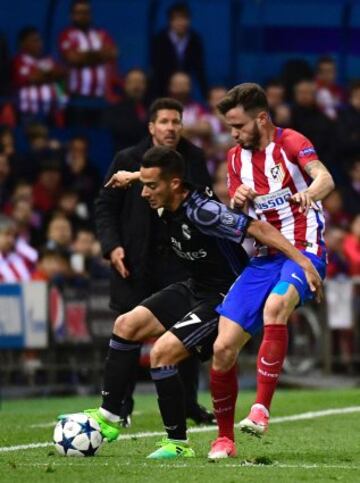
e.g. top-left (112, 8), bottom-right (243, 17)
top-left (8, 463), bottom-right (360, 470)
top-left (1, 406), bottom-right (359, 453)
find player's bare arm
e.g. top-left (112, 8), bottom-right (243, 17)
top-left (291, 160), bottom-right (335, 215)
top-left (105, 170), bottom-right (141, 188)
top-left (247, 219), bottom-right (323, 302)
top-left (231, 184), bottom-right (258, 211)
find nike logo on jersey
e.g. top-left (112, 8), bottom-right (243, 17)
top-left (260, 357), bottom-right (279, 367)
top-left (291, 273), bottom-right (304, 284)
top-left (164, 425), bottom-right (178, 430)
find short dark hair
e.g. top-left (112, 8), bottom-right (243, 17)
top-left (149, 97), bottom-right (183, 121)
top-left (142, 146), bottom-right (185, 180)
top-left (316, 55), bottom-right (335, 68)
top-left (264, 79), bottom-right (284, 90)
top-left (167, 2), bottom-right (191, 20)
top-left (349, 79), bottom-right (360, 95)
top-left (217, 83), bottom-right (269, 116)
top-left (71, 0), bottom-right (90, 11)
top-left (18, 26), bottom-right (39, 45)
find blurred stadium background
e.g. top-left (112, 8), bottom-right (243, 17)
top-left (0, 0), bottom-right (359, 399)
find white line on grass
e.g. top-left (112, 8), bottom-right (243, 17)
top-left (9, 462), bottom-right (360, 471)
top-left (1, 405), bottom-right (360, 453)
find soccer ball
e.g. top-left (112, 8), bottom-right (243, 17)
top-left (53, 413), bottom-right (104, 457)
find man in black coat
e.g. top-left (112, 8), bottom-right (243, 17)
top-left (95, 97), bottom-right (213, 426)
top-left (150, 3), bottom-right (207, 98)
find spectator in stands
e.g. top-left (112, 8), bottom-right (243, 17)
top-left (337, 80), bottom-right (360, 160)
top-left (326, 226), bottom-right (349, 279)
top-left (0, 127), bottom-right (27, 182)
top-left (322, 189), bottom-right (352, 229)
top-left (11, 197), bottom-right (42, 248)
top-left (0, 150), bottom-right (13, 209)
top-left (264, 79), bottom-right (291, 126)
top-left (151, 2), bottom-right (207, 98)
top-left (72, 226), bottom-right (110, 279)
top-left (63, 135), bottom-right (101, 211)
top-left (343, 215), bottom-right (360, 276)
top-left (291, 79), bottom-right (336, 176)
top-left (168, 71), bottom-right (206, 141)
top-left (105, 68), bottom-right (148, 151)
top-left (59, 0), bottom-right (118, 127)
top-left (213, 161), bottom-right (229, 205)
top-left (198, 86), bottom-right (232, 174)
top-left (24, 123), bottom-right (62, 182)
top-left (315, 56), bottom-right (344, 120)
top-left (280, 58), bottom-right (313, 102)
top-left (32, 248), bottom-right (71, 282)
top-left (12, 26), bottom-right (65, 125)
top-left (0, 31), bottom-right (14, 126)
top-left (325, 226), bottom-right (354, 373)
top-left (343, 158), bottom-right (360, 216)
top-left (0, 214), bottom-right (37, 282)
top-left (45, 215), bottom-right (73, 256)
top-left (33, 159), bottom-right (63, 214)
top-left (56, 189), bottom-right (85, 232)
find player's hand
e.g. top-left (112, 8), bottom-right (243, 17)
top-left (290, 191), bottom-right (318, 216)
top-left (110, 246), bottom-right (130, 278)
top-left (105, 171), bottom-right (136, 189)
top-left (232, 184), bottom-right (258, 209)
top-left (302, 260), bottom-right (323, 303)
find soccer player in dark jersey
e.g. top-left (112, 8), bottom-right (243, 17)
top-left (61, 146), bottom-right (321, 459)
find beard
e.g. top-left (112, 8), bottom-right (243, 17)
top-left (240, 122), bottom-right (261, 151)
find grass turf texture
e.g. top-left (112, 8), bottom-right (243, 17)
top-left (0, 388), bottom-right (359, 482)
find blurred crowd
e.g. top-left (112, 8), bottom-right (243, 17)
top-left (0, 1), bottom-right (359, 367)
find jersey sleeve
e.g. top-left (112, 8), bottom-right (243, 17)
top-left (101, 30), bottom-right (115, 47)
top-left (59, 29), bottom-right (78, 56)
top-left (283, 130), bottom-right (319, 169)
top-left (185, 192), bottom-right (252, 244)
top-left (227, 147), bottom-right (241, 198)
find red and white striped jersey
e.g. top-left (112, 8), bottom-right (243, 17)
top-left (0, 238), bottom-right (38, 283)
top-left (227, 127), bottom-right (326, 257)
top-left (59, 27), bottom-right (114, 97)
top-left (13, 53), bottom-right (59, 114)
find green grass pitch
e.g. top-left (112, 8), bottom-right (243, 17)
top-left (0, 388), bottom-right (359, 482)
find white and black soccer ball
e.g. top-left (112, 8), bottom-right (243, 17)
top-left (53, 414), bottom-right (104, 457)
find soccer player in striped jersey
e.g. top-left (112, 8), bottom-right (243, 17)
top-left (208, 83), bottom-right (334, 459)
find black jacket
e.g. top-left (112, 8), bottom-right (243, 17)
top-left (95, 136), bottom-right (212, 311)
top-left (150, 29), bottom-right (207, 98)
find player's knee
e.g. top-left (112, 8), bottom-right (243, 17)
top-left (213, 339), bottom-right (238, 371)
top-left (113, 312), bottom-right (142, 341)
top-left (150, 340), bottom-right (176, 367)
top-left (263, 295), bottom-right (287, 324)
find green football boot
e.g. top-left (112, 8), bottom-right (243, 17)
top-left (147, 438), bottom-right (195, 459)
top-left (84, 408), bottom-right (121, 442)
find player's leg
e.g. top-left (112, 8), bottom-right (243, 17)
top-left (208, 317), bottom-right (250, 458)
top-left (179, 356), bottom-right (215, 425)
top-left (100, 305), bottom-right (164, 418)
top-left (147, 299), bottom-right (219, 459)
top-left (209, 257), bottom-right (283, 457)
top-left (84, 305), bottom-right (165, 441)
top-left (241, 252), bottom-right (327, 436)
top-left (147, 331), bottom-right (195, 459)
